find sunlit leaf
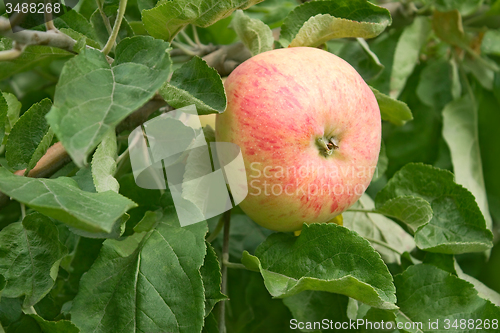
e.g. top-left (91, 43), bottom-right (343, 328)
top-left (442, 95), bottom-right (493, 230)
top-left (280, 0), bottom-right (391, 47)
top-left (376, 163), bottom-right (493, 254)
top-left (46, 36), bottom-right (171, 167)
top-left (160, 56), bottom-right (226, 114)
top-left (142, 0), bottom-right (264, 41)
top-left (0, 168), bottom-right (137, 233)
top-left (71, 208), bottom-right (207, 333)
top-left (242, 223), bottom-right (397, 310)
top-left (229, 10), bottom-right (273, 56)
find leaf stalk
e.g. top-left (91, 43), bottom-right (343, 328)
top-left (102, 0), bottom-right (128, 55)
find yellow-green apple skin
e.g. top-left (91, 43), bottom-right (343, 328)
top-left (216, 47), bottom-right (381, 232)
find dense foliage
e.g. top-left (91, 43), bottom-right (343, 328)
top-left (0, 0), bottom-right (499, 332)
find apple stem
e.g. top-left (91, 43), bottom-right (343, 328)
top-left (316, 137), bottom-right (338, 157)
top-left (329, 137), bottom-right (339, 149)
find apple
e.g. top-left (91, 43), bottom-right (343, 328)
top-left (215, 47), bottom-right (381, 232)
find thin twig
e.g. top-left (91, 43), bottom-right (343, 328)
top-left (222, 258), bottom-right (247, 270)
top-left (44, 0), bottom-right (56, 31)
top-left (0, 47), bottom-right (22, 61)
top-left (346, 208), bottom-right (376, 214)
top-left (0, 17), bottom-right (76, 53)
top-left (171, 41), bottom-right (199, 56)
top-left (20, 203), bottom-right (26, 219)
top-left (365, 237), bottom-right (402, 256)
top-left (8, 12), bottom-right (27, 29)
top-left (115, 147), bottom-right (129, 166)
top-left (206, 214), bottom-right (224, 243)
top-left (192, 25), bottom-right (201, 46)
top-left (102, 0), bottom-right (128, 55)
top-left (14, 142), bottom-right (70, 178)
top-left (219, 210), bottom-right (231, 333)
top-left (115, 96), bottom-right (169, 133)
top-left (179, 30), bottom-right (198, 48)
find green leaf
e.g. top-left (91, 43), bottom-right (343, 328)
top-left (336, 38), bottom-right (384, 82)
top-left (201, 242), bottom-right (227, 317)
top-left (432, 10), bottom-right (499, 75)
top-left (5, 313), bottom-right (80, 333)
top-left (0, 40), bottom-right (71, 82)
top-left (390, 17), bottom-right (431, 98)
top-left (210, 213), bottom-right (273, 260)
top-left (0, 297), bottom-right (23, 328)
top-left (229, 10), bottom-right (274, 56)
top-left (142, 0), bottom-right (265, 41)
top-left (0, 213), bottom-right (67, 307)
top-left (463, 54), bottom-right (495, 91)
top-left (28, 314), bottom-right (80, 333)
top-left (2, 92), bottom-right (22, 145)
top-left (91, 129), bottom-right (119, 193)
top-left (27, 129), bottom-right (54, 174)
top-left (280, 0), bottom-right (391, 47)
top-left (242, 223), bottom-right (397, 310)
top-left (68, 214), bottom-right (129, 240)
top-left (59, 28), bottom-right (102, 51)
top-left (433, 10), bottom-right (469, 48)
top-left (160, 56), bottom-right (226, 114)
top-left (481, 29), bottom-right (500, 56)
top-left (376, 163), bottom-right (493, 254)
top-left (454, 260), bottom-right (500, 307)
top-left (370, 86), bottom-right (413, 126)
top-left (202, 312), bottom-right (218, 333)
top-left (225, 269), bottom-right (293, 332)
top-left (53, 8), bottom-right (99, 42)
top-left (243, 0), bottom-right (297, 26)
top-left (71, 209), bottom-right (207, 333)
top-left (196, 16), bottom-right (238, 46)
top-left (375, 196), bottom-right (433, 233)
top-left (433, 0), bottom-right (484, 16)
top-left (344, 194), bottom-right (416, 264)
top-left (5, 99), bottom-right (52, 171)
top-left (442, 95), bottom-right (493, 230)
top-left (137, 0), bottom-right (156, 12)
top-left (422, 252), bottom-right (456, 275)
top-left (395, 264), bottom-right (500, 332)
top-left (283, 291), bottom-right (351, 331)
top-left (372, 140), bottom-right (388, 182)
top-left (366, 30), bottom-right (402, 95)
top-left (46, 36), bottom-right (171, 167)
top-left (0, 92), bottom-right (7, 143)
top-left (133, 210), bottom-right (160, 233)
top-left (71, 166), bottom-right (96, 193)
top-left (90, 9), bottom-right (135, 48)
top-left (0, 168), bottom-right (137, 233)
top-left (0, 275), bottom-right (5, 300)
top-left (395, 310), bottom-right (424, 333)
top-left (476, 83), bottom-right (500, 226)
top-left (417, 59), bottom-right (456, 110)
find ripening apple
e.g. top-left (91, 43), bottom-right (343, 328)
top-left (216, 47), bottom-right (381, 232)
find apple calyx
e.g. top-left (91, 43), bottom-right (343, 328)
top-left (316, 137), bottom-right (339, 157)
